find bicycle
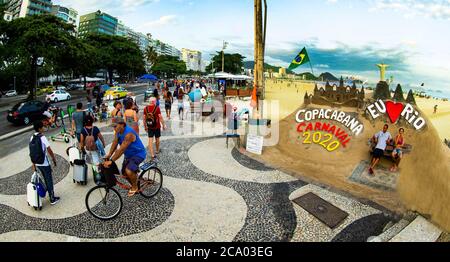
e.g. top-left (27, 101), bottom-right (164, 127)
top-left (85, 161), bottom-right (163, 221)
top-left (42, 107), bottom-right (63, 130)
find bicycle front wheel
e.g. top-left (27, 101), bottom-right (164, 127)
top-left (138, 167), bottom-right (163, 199)
top-left (85, 186), bottom-right (123, 221)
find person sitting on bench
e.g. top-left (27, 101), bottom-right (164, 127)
top-left (369, 124), bottom-right (392, 176)
top-left (390, 128), bottom-right (405, 172)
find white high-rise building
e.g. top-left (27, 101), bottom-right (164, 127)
top-left (182, 48), bottom-right (202, 72)
top-left (51, 5), bottom-right (77, 33)
top-left (4, 0), bottom-right (53, 20)
top-left (147, 34), bottom-right (181, 58)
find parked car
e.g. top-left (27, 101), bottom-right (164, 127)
top-left (68, 83), bottom-right (84, 90)
top-left (104, 87), bottom-right (128, 100)
top-left (56, 86), bottom-right (67, 91)
top-left (46, 90), bottom-right (71, 103)
top-left (39, 86), bottom-right (54, 94)
top-left (7, 100), bottom-right (45, 125)
top-left (5, 90), bottom-right (18, 97)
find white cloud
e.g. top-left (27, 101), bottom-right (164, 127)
top-left (138, 15), bottom-right (179, 30)
top-left (53, 0), bottom-right (159, 15)
top-left (369, 0), bottom-right (450, 20)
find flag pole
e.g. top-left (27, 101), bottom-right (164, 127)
top-left (309, 61), bottom-right (314, 77)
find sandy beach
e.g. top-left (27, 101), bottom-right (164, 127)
top-left (262, 79), bottom-right (450, 141)
top-left (246, 79), bottom-right (450, 220)
top-left (416, 97), bottom-right (450, 140)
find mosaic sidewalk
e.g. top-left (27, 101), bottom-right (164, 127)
top-left (0, 104), bottom-right (402, 242)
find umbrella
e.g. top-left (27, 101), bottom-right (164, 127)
top-left (189, 89), bottom-right (203, 102)
top-left (138, 74), bottom-right (158, 82)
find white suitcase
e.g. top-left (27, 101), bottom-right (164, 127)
top-left (73, 159), bottom-right (88, 185)
top-left (27, 183), bottom-right (42, 210)
top-left (67, 146), bottom-right (81, 166)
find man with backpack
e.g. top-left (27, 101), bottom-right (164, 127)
top-left (144, 97), bottom-right (167, 160)
top-left (80, 115), bottom-right (106, 166)
top-left (71, 103), bottom-right (86, 143)
top-left (29, 120), bottom-right (60, 205)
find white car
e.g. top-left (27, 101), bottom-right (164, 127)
top-left (46, 90), bottom-right (71, 103)
top-left (56, 86), bottom-right (67, 91)
top-left (5, 90), bottom-right (17, 97)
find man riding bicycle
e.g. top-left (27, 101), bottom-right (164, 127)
top-left (103, 117), bottom-right (147, 197)
top-left (42, 98), bottom-right (58, 127)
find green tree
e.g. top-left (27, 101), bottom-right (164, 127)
top-left (145, 45), bottom-right (158, 70)
top-left (206, 52), bottom-right (245, 74)
top-left (2, 14), bottom-right (75, 99)
top-left (71, 39), bottom-right (100, 89)
top-left (85, 34), bottom-right (145, 84)
top-left (151, 55), bottom-right (187, 78)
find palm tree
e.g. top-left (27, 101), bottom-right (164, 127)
top-left (145, 46), bottom-right (158, 70)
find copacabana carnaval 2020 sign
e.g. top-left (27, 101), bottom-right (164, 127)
top-left (366, 100), bottom-right (426, 130)
top-left (295, 109), bottom-right (364, 152)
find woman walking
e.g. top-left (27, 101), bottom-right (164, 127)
top-left (164, 89), bottom-right (173, 120)
top-left (80, 115), bottom-right (106, 167)
top-left (124, 100), bottom-right (140, 135)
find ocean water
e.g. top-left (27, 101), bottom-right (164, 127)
top-left (417, 89), bottom-right (450, 100)
top-left (314, 81), bottom-right (450, 100)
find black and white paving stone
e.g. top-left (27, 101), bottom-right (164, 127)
top-left (156, 137), bottom-right (307, 242)
top-left (231, 147), bottom-right (275, 172)
top-left (0, 187), bottom-right (174, 238)
top-left (0, 154), bottom-right (69, 195)
top-left (0, 118), bottom-right (398, 242)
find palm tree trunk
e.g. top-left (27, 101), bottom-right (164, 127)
top-left (254, 0), bottom-right (264, 118)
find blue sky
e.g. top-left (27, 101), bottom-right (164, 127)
top-left (54, 0), bottom-right (450, 96)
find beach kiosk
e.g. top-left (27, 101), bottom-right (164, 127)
top-left (206, 72), bottom-right (253, 97)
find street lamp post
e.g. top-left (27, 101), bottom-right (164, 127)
top-left (209, 53), bottom-right (218, 90)
top-left (222, 41), bottom-right (228, 72)
top-left (13, 76), bottom-right (16, 91)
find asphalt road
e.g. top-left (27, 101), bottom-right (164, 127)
top-left (0, 88), bottom-right (153, 158)
top-left (0, 84), bottom-right (151, 137)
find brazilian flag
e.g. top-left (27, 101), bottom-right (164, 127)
top-left (288, 47), bottom-right (310, 71)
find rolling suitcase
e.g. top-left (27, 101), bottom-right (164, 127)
top-left (67, 143), bottom-right (81, 166)
top-left (27, 173), bottom-right (43, 210)
top-left (73, 159), bottom-right (88, 185)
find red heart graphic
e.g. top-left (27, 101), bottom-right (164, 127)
top-left (385, 101), bottom-right (404, 123)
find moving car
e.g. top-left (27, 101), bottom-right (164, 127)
top-left (104, 87), bottom-right (128, 100)
top-left (46, 90), bottom-right (71, 103)
top-left (7, 100), bottom-right (45, 125)
top-left (144, 88), bottom-right (156, 102)
top-left (5, 90), bottom-right (18, 97)
top-left (56, 86), bottom-right (67, 91)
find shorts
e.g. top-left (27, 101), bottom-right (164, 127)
top-left (373, 148), bottom-right (384, 158)
top-left (165, 103), bottom-right (172, 110)
top-left (148, 128), bottom-right (161, 138)
top-left (122, 156), bottom-right (145, 175)
top-left (394, 148), bottom-right (403, 156)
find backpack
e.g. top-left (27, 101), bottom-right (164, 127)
top-left (84, 128), bottom-right (97, 151)
top-left (29, 134), bottom-right (46, 165)
top-left (145, 105), bottom-right (158, 129)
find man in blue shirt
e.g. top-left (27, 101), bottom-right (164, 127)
top-left (103, 118), bottom-right (147, 197)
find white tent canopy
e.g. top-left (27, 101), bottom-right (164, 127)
top-left (233, 75), bottom-right (253, 80)
top-left (69, 77), bottom-right (105, 82)
top-left (206, 72), bottom-right (253, 80)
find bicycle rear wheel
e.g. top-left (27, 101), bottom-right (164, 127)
top-left (85, 186), bottom-right (123, 221)
top-left (138, 167), bottom-right (163, 199)
top-left (54, 116), bottom-right (62, 128)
